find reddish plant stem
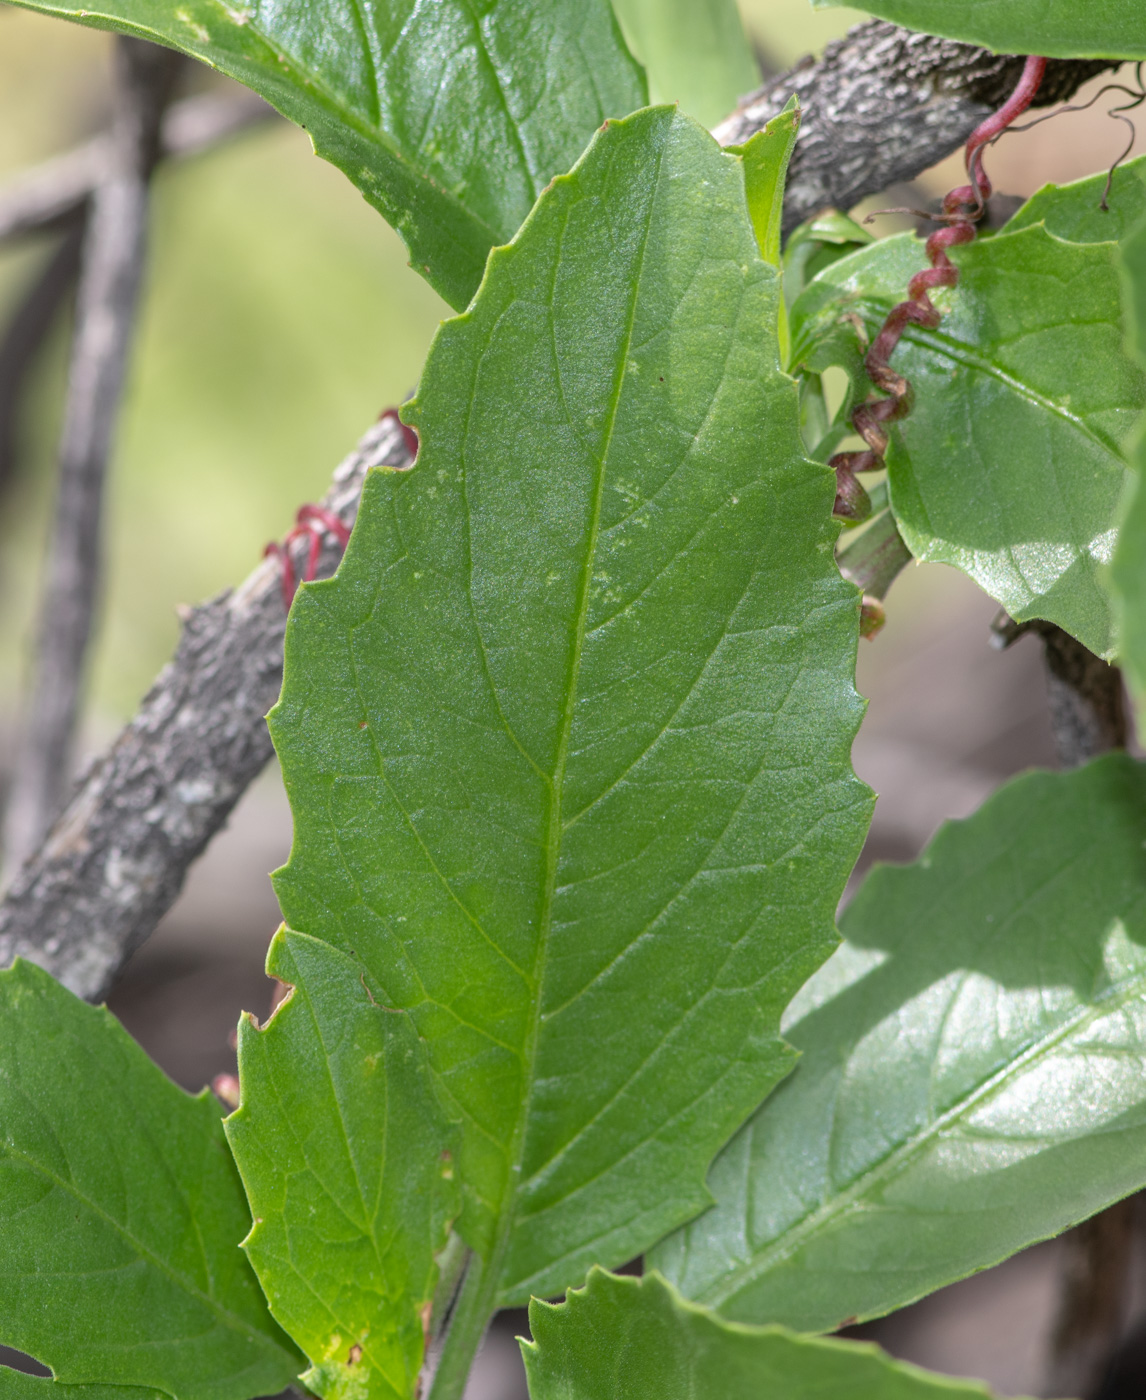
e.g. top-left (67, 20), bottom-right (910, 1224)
top-left (830, 54), bottom-right (1049, 525)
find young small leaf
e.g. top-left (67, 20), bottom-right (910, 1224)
top-left (270, 106), bottom-right (872, 1317)
top-left (790, 226), bottom-right (1146, 657)
top-left (610, 0), bottom-right (759, 129)
top-left (225, 930), bottom-right (459, 1400)
top-left (653, 755), bottom-right (1146, 1331)
top-left (4, 0), bottom-right (645, 311)
top-left (524, 1268), bottom-right (1010, 1400)
top-left (809, 0), bottom-right (1146, 60)
top-left (1003, 155), bottom-right (1146, 245)
top-left (0, 961), bottom-right (301, 1400)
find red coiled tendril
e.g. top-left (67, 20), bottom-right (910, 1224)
top-left (830, 54), bottom-right (1049, 524)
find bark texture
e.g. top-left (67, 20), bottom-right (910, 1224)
top-left (714, 20), bottom-right (1114, 231)
top-left (0, 415), bottom-right (413, 1001)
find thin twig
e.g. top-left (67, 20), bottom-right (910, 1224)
top-left (0, 87), bottom-right (274, 246)
top-left (0, 212), bottom-right (86, 496)
top-left (0, 414), bottom-right (411, 1000)
top-left (1, 38), bottom-right (180, 877)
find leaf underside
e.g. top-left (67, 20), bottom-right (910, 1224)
top-left (4, 0), bottom-right (645, 311)
top-left (0, 962), bottom-right (300, 1400)
top-left (226, 931), bottom-right (459, 1400)
top-left (269, 105), bottom-right (872, 1311)
top-left (810, 0), bottom-right (1146, 60)
top-left (653, 756), bottom-right (1146, 1332)
top-left (524, 1269), bottom-right (1008, 1400)
top-left (789, 225), bottom-right (1146, 657)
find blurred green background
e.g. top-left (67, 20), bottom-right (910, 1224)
top-left (0, 1), bottom-right (866, 741)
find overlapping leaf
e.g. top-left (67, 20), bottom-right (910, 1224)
top-left (6, 0), bottom-right (644, 310)
top-left (611, 0), bottom-right (759, 128)
top-left (525, 1269), bottom-right (1010, 1400)
top-left (269, 106), bottom-right (872, 1318)
top-left (0, 1372), bottom-right (158, 1400)
top-left (810, 0), bottom-right (1146, 60)
top-left (1003, 155), bottom-right (1146, 245)
top-left (225, 931), bottom-right (459, 1400)
top-left (790, 226), bottom-right (1146, 656)
top-left (0, 961), bottom-right (300, 1400)
top-left (652, 756), bottom-right (1146, 1331)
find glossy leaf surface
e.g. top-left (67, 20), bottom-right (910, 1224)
top-left (790, 227), bottom-right (1146, 657)
top-left (654, 756), bottom-right (1146, 1331)
top-left (525, 1269), bottom-right (1007, 1400)
top-left (810, 0), bottom-right (1146, 59)
top-left (5, 0), bottom-right (644, 310)
top-left (611, 0), bottom-right (759, 128)
top-left (226, 931), bottom-right (459, 1400)
top-left (270, 106), bottom-right (871, 1310)
top-left (0, 961), bottom-right (300, 1400)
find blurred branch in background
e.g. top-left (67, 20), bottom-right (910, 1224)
top-left (0, 83), bottom-right (275, 245)
top-left (0, 210), bottom-right (85, 494)
top-left (1, 37), bottom-right (182, 877)
top-left (0, 414), bottom-right (410, 1001)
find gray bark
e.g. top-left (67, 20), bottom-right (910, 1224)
top-left (713, 20), bottom-right (1114, 231)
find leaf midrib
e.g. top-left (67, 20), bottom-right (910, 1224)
top-left (490, 136), bottom-right (667, 1301)
top-left (697, 960), bottom-right (1146, 1312)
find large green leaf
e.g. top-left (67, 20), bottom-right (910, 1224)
top-left (524, 1269), bottom-right (1008, 1400)
top-left (809, 0), bottom-right (1146, 59)
top-left (790, 226), bottom-right (1146, 657)
top-left (225, 930), bottom-right (459, 1400)
top-left (652, 755), bottom-right (1146, 1332)
top-left (0, 961), bottom-right (301, 1400)
top-left (610, 0), bottom-right (759, 129)
top-left (1003, 155), bottom-right (1146, 246)
top-left (1111, 217), bottom-right (1146, 708)
top-left (5, 0), bottom-right (645, 311)
top-left (269, 105), bottom-right (872, 1320)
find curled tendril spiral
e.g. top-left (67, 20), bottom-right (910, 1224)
top-left (829, 55), bottom-right (1049, 526)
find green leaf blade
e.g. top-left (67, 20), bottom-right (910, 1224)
top-left (790, 226), bottom-right (1146, 657)
top-left (652, 755), bottom-right (1146, 1332)
top-left (524, 1269), bottom-right (1008, 1400)
top-left (270, 105), bottom-right (872, 1310)
top-left (225, 931), bottom-right (459, 1400)
top-left (809, 0), bottom-right (1146, 60)
top-left (0, 962), bottom-right (300, 1400)
top-left (5, 0), bottom-right (645, 310)
top-left (1002, 155), bottom-right (1146, 245)
top-left (1111, 214), bottom-right (1146, 708)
